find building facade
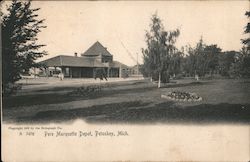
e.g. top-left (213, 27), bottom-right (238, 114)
top-left (40, 41), bottom-right (129, 78)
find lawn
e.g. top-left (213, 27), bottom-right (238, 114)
top-left (3, 78), bottom-right (250, 124)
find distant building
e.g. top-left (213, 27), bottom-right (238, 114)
top-left (40, 41), bottom-right (129, 78)
top-left (128, 64), bottom-right (142, 76)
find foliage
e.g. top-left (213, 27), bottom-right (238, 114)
top-left (218, 51), bottom-right (238, 76)
top-left (162, 91), bottom-right (202, 102)
top-left (169, 49), bottom-right (183, 76)
top-left (204, 45), bottom-right (221, 75)
top-left (239, 11), bottom-right (250, 77)
top-left (238, 47), bottom-right (250, 77)
top-left (142, 25), bottom-right (249, 80)
top-left (68, 85), bottom-right (103, 97)
top-left (2, 83), bottom-right (22, 97)
top-left (242, 11), bottom-right (250, 52)
top-left (1, 0), bottom-right (47, 94)
top-left (184, 38), bottom-right (206, 76)
top-left (142, 13), bottom-right (180, 87)
top-left (182, 38), bottom-right (222, 77)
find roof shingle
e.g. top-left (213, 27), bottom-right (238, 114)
top-left (81, 41), bottom-right (113, 57)
top-left (40, 55), bottom-right (106, 67)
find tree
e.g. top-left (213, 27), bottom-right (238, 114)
top-left (239, 11), bottom-right (250, 77)
top-left (183, 38), bottom-right (222, 78)
top-left (1, 0), bottom-right (47, 94)
top-left (169, 49), bottom-right (183, 77)
top-left (184, 38), bottom-right (206, 77)
top-left (193, 37), bottom-right (206, 76)
top-left (218, 51), bottom-right (238, 76)
top-left (142, 13), bottom-right (180, 88)
top-left (183, 45), bottom-right (196, 77)
top-left (242, 11), bottom-right (250, 52)
top-left (204, 44), bottom-right (221, 76)
top-left (239, 46), bottom-right (250, 77)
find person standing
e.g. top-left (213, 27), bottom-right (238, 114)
top-left (59, 72), bottom-right (64, 81)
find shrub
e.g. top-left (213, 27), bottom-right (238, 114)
top-left (162, 91), bottom-right (202, 102)
top-left (68, 85), bottom-right (103, 97)
top-left (3, 83), bottom-right (22, 97)
top-left (173, 73), bottom-right (184, 80)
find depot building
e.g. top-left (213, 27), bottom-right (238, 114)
top-left (40, 41), bottom-right (129, 78)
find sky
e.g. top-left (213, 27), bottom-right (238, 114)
top-left (3, 1), bottom-right (250, 66)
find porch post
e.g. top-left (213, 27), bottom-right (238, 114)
top-left (70, 68), bottom-right (72, 78)
top-left (119, 65), bottom-right (122, 78)
top-left (45, 67), bottom-right (48, 77)
top-left (107, 67), bottom-right (110, 78)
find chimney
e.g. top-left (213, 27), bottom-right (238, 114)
top-left (74, 52), bottom-right (78, 57)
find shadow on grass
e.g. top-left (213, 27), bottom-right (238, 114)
top-left (20, 83), bottom-right (47, 86)
top-left (16, 101), bottom-right (151, 123)
top-left (160, 81), bottom-right (212, 89)
top-left (3, 80), bottom-right (211, 108)
top-left (15, 101), bottom-right (250, 125)
top-left (25, 80), bottom-right (148, 93)
top-left (95, 102), bottom-right (250, 124)
top-left (3, 85), bottom-right (156, 108)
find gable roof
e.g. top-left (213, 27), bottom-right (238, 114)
top-left (39, 55), bottom-right (106, 68)
top-left (81, 41), bottom-right (113, 57)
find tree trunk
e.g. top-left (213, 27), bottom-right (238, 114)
top-left (158, 72), bottom-right (161, 88)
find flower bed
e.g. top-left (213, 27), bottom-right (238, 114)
top-left (161, 91), bottom-right (202, 102)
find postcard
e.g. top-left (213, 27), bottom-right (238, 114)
top-left (1, 0), bottom-right (250, 161)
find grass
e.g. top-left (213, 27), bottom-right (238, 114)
top-left (15, 101), bottom-right (250, 124)
top-left (3, 81), bottom-right (155, 107)
top-left (3, 78), bottom-right (250, 124)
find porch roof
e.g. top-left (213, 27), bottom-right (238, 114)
top-left (109, 61), bottom-right (129, 69)
top-left (40, 55), bottom-right (107, 68)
